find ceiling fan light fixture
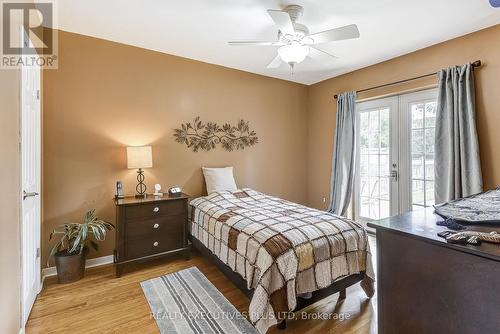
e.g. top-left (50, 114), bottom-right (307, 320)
top-left (278, 42), bottom-right (309, 65)
top-left (228, 5), bottom-right (361, 73)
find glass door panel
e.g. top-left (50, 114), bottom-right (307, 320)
top-left (355, 97), bottom-right (399, 227)
top-left (399, 90), bottom-right (437, 213)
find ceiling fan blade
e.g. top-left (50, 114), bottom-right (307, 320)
top-left (228, 41), bottom-right (283, 46)
top-left (266, 55), bottom-right (282, 69)
top-left (309, 46), bottom-right (338, 59)
top-left (267, 9), bottom-right (295, 35)
top-left (308, 24), bottom-right (360, 44)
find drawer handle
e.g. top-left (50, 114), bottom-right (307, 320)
top-left (153, 223), bottom-right (160, 229)
top-left (153, 207), bottom-right (160, 213)
top-left (153, 241), bottom-right (159, 247)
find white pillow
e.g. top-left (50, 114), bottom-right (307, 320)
top-left (202, 167), bottom-right (238, 194)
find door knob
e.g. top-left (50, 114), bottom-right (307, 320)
top-left (153, 241), bottom-right (159, 247)
top-left (153, 223), bottom-right (159, 229)
top-left (153, 207), bottom-right (160, 213)
top-left (23, 190), bottom-right (39, 200)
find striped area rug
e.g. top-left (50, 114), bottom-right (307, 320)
top-left (141, 267), bottom-right (259, 334)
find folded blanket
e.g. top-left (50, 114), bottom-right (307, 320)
top-left (190, 189), bottom-right (374, 333)
top-left (434, 187), bottom-right (500, 223)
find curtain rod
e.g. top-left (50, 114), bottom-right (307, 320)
top-left (333, 60), bottom-right (481, 99)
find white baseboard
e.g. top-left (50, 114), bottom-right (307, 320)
top-left (41, 254), bottom-right (114, 280)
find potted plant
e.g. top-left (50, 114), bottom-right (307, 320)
top-left (48, 209), bottom-right (114, 283)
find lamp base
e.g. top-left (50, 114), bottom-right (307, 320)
top-left (135, 168), bottom-right (147, 198)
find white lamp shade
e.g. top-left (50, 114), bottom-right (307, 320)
top-left (278, 42), bottom-right (309, 64)
top-left (127, 146), bottom-right (153, 169)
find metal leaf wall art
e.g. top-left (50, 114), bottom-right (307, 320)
top-left (174, 117), bottom-right (258, 152)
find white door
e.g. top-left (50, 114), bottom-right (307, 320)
top-left (20, 31), bottom-right (42, 326)
top-left (354, 89), bottom-right (438, 227)
top-left (354, 96), bottom-right (399, 228)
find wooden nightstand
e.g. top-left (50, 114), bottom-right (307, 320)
top-left (113, 193), bottom-right (190, 277)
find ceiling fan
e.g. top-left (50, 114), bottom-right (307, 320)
top-left (228, 5), bottom-right (360, 73)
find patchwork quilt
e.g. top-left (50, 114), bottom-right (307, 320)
top-left (190, 189), bottom-right (374, 333)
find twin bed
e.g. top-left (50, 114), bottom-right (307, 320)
top-left (189, 188), bottom-right (374, 333)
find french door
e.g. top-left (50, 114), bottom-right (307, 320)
top-left (354, 89), bottom-right (437, 226)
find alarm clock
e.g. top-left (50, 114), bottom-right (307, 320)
top-left (168, 186), bottom-right (182, 197)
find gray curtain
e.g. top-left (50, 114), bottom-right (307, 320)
top-left (328, 91), bottom-right (357, 216)
top-left (435, 63), bottom-right (482, 204)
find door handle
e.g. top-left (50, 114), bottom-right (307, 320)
top-left (384, 170), bottom-right (398, 182)
top-left (389, 170), bottom-right (398, 181)
top-left (23, 190), bottom-right (39, 200)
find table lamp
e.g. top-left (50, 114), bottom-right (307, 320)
top-left (127, 146), bottom-right (152, 198)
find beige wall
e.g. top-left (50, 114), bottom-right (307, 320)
top-left (0, 41), bottom-right (21, 334)
top-left (42, 30), bottom-right (309, 265)
top-left (307, 24), bottom-right (500, 209)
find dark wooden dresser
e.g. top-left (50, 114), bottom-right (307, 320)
top-left (113, 193), bottom-right (190, 277)
top-left (368, 208), bottom-right (500, 334)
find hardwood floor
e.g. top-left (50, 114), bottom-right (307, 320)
top-left (27, 243), bottom-right (377, 333)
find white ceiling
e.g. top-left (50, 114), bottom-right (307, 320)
top-left (53, 0), bottom-right (500, 85)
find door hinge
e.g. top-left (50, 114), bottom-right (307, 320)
top-left (36, 248), bottom-right (40, 258)
top-left (36, 90), bottom-right (40, 100)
